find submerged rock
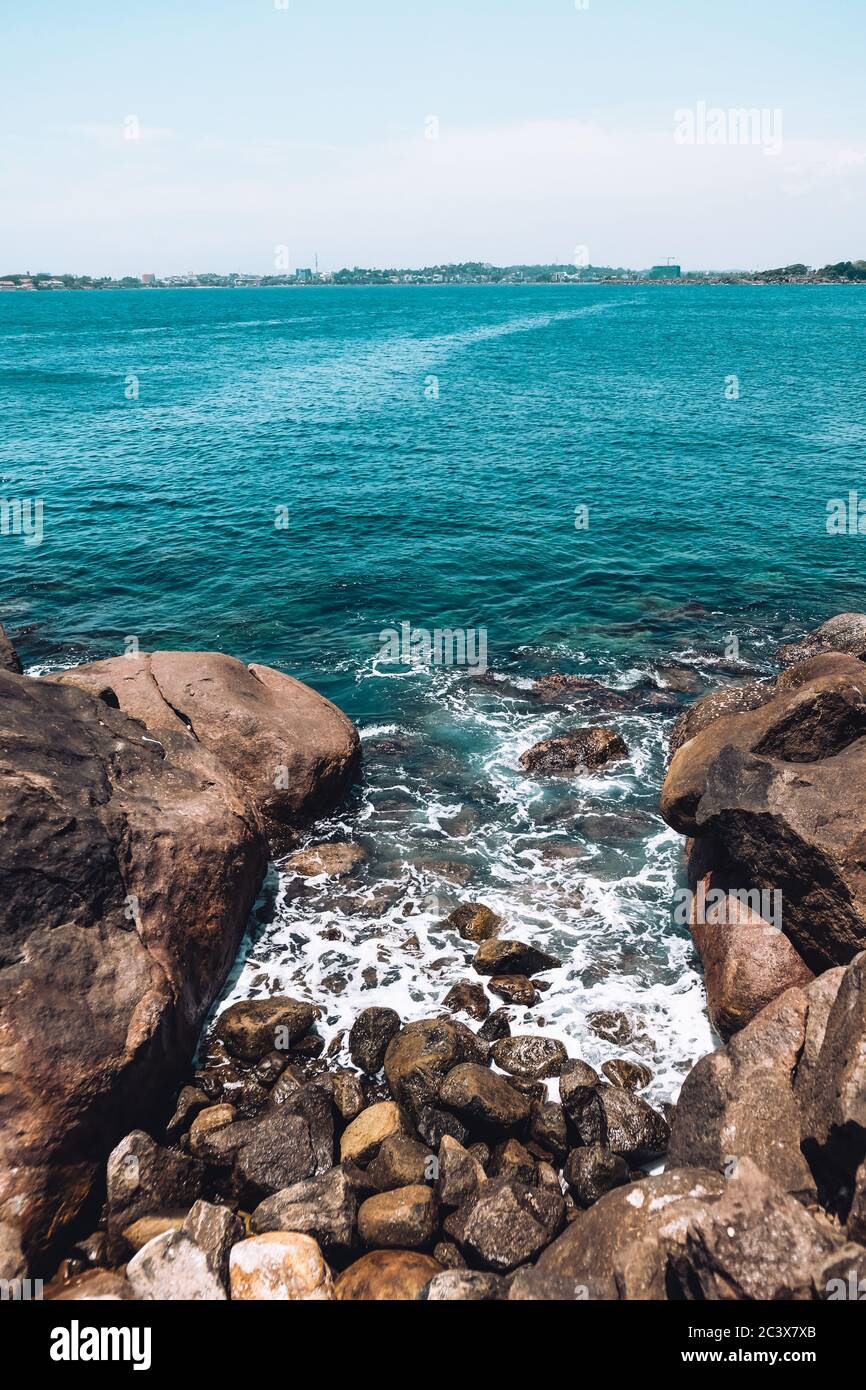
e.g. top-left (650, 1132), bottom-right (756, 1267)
top-left (520, 728), bottom-right (628, 776)
top-left (472, 939), bottom-right (561, 977)
top-left (443, 902), bottom-right (502, 942)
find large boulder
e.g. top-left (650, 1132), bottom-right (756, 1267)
top-left (662, 653), bottom-right (866, 971)
top-left (444, 1177), bottom-right (565, 1272)
top-left (251, 1168), bottom-right (357, 1256)
top-left (357, 1185), bottom-right (438, 1249)
top-left (472, 939), bottom-right (561, 977)
top-left (349, 1007), bottom-right (402, 1074)
top-left (668, 985), bottom-right (817, 1199)
top-left (51, 649), bottom-right (360, 838)
top-left (438, 1063), bottom-right (530, 1137)
top-left (799, 953), bottom-right (866, 1210)
top-left (213, 997), bottom-right (315, 1063)
top-left (668, 1158), bottom-right (866, 1300)
top-left (777, 613), bottom-right (866, 667)
top-left (509, 1169), bottom-right (726, 1300)
top-left (0, 670), bottom-right (266, 1257)
top-left (690, 873), bottom-right (813, 1038)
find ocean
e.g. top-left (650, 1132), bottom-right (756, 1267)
top-left (3, 283), bottom-right (865, 1101)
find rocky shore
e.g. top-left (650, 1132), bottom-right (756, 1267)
top-left (1, 617), bottom-right (865, 1301)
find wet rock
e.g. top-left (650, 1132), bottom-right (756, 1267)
top-left (214, 997), bottom-right (315, 1064)
top-left (383, 1017), bottom-right (487, 1120)
top-left (529, 1101), bottom-right (568, 1162)
top-left (473, 939), bottom-right (561, 977)
top-left (437, 1135), bottom-right (487, 1207)
top-left (268, 1081), bottom-right (334, 1175)
top-left (668, 1158), bottom-right (865, 1301)
top-left (439, 1063), bottom-right (530, 1136)
top-left (443, 980), bottom-right (489, 1021)
top-left (358, 1184), bottom-right (439, 1248)
top-left (288, 842), bottom-right (365, 877)
top-left (559, 1059), bottom-right (601, 1121)
top-left (587, 1011), bottom-right (638, 1045)
top-left (367, 1135), bottom-right (434, 1191)
top-left (165, 1086), bottom-right (210, 1143)
top-left (340, 1101), bottom-right (409, 1166)
top-left (445, 1177), bottom-right (565, 1273)
top-left (127, 1229), bottom-right (227, 1301)
top-left (251, 1167), bottom-right (357, 1257)
top-left (182, 1199), bottom-right (244, 1289)
top-left (54, 648), bottom-right (360, 837)
top-left (420, 1270), bottom-right (506, 1301)
top-left (491, 1035), bottom-right (568, 1080)
top-left (444, 902), bottom-right (502, 942)
top-left (478, 1009), bottom-right (512, 1041)
top-left (320, 1069), bottom-right (365, 1122)
top-left (198, 1109), bottom-right (316, 1202)
top-left (520, 728), bottom-right (628, 776)
top-left (489, 1138), bottom-right (538, 1185)
top-left (489, 977), bottom-right (539, 1006)
top-left (563, 1145), bottom-right (630, 1208)
top-left (415, 1106), bottom-right (469, 1150)
top-left (335, 1249), bottom-right (443, 1300)
top-left (509, 1168), bottom-right (726, 1300)
top-left (106, 1131), bottom-right (205, 1242)
top-left (432, 1239), bottom-right (466, 1270)
top-left (668, 985), bottom-right (817, 1200)
top-left (778, 613), bottom-right (866, 667)
top-left (601, 1060), bottom-right (652, 1091)
top-left (0, 671), bottom-right (266, 1256)
top-left (0, 625), bottom-right (22, 674)
top-left (254, 1051), bottom-right (287, 1088)
top-left (349, 1007), bottom-right (402, 1074)
top-left (598, 1085), bottom-right (670, 1161)
top-left (229, 1232), bottom-right (335, 1301)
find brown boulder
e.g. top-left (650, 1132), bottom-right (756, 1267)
top-left (287, 842), bottom-right (364, 877)
top-left (778, 612), bottom-right (866, 667)
top-left (439, 1063), bottom-right (530, 1136)
top-left (0, 672), bottom-right (266, 1257)
top-left (442, 980), bottom-right (489, 1021)
top-left (340, 1101), bottom-right (409, 1166)
top-left (473, 939), bottom-right (561, 977)
top-left (52, 649), bottom-right (360, 837)
top-left (383, 1018), bottom-right (487, 1120)
top-left (491, 1034), bottom-right (568, 1080)
top-left (444, 1176), bottom-right (565, 1272)
top-left (799, 953), bottom-right (866, 1207)
top-left (349, 1007), bottom-right (402, 1074)
top-left (520, 727), bottom-right (628, 776)
top-left (213, 997), bottom-right (315, 1063)
top-left (335, 1249), bottom-right (443, 1300)
top-left (509, 1169), bottom-right (726, 1300)
top-left (443, 903), bottom-right (502, 942)
top-left (357, 1185), bottom-right (438, 1248)
top-left (690, 872), bottom-right (813, 1038)
top-left (489, 976), bottom-right (538, 1006)
top-left (251, 1167), bottom-right (357, 1256)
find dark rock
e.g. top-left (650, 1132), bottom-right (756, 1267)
top-left (564, 1144), bottom-right (630, 1207)
top-left (0, 625), bottom-right (22, 674)
top-left (196, 1108), bottom-right (316, 1203)
top-left (437, 1135), bottom-right (486, 1207)
top-left (473, 939), bottom-right (561, 977)
top-left (254, 1051), bottom-right (288, 1088)
top-left (251, 1167), bottom-right (357, 1257)
top-left (443, 980), bottom-right (489, 1021)
top-left (597, 1085), bottom-right (670, 1161)
top-left (489, 1138), bottom-right (537, 1185)
top-left (489, 977), bottom-right (539, 1006)
top-left (165, 1086), bottom-right (210, 1143)
top-left (478, 1009), bottom-right (512, 1041)
top-left (559, 1059), bottom-right (601, 1122)
top-left (383, 1017), bottom-right (486, 1120)
top-left (520, 727), bottom-right (628, 776)
top-left (0, 1222), bottom-right (26, 1281)
top-left (366, 1135), bottom-right (434, 1191)
top-left (432, 1239), bottom-right (466, 1270)
top-left (800, 953), bottom-right (866, 1210)
top-left (439, 1063), bottom-right (530, 1136)
top-left (443, 902), bottom-right (502, 942)
top-left (215, 998), bottom-right (315, 1064)
top-left (182, 1199), bottom-right (244, 1289)
top-left (445, 1177), bottom-right (565, 1273)
top-left (529, 1101), bottom-right (569, 1161)
top-left (358, 1184), bottom-right (439, 1248)
top-left (350, 1007), bottom-right (402, 1074)
top-left (491, 1034), bottom-right (567, 1080)
top-left (106, 1131), bottom-right (205, 1242)
top-left (414, 1105), bottom-right (469, 1150)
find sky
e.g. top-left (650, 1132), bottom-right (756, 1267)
top-left (2, 0), bottom-right (864, 276)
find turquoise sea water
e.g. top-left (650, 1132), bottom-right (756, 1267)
top-left (3, 285), bottom-right (865, 1098)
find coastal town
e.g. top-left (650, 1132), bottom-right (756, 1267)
top-left (1, 259), bottom-right (864, 292)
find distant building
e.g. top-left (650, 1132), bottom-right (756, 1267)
top-left (646, 264), bottom-right (681, 279)
top-left (296, 268), bottom-right (312, 281)
top-left (140, 273), bottom-right (156, 285)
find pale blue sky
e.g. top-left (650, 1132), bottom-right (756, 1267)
top-left (2, 0), bottom-right (864, 274)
